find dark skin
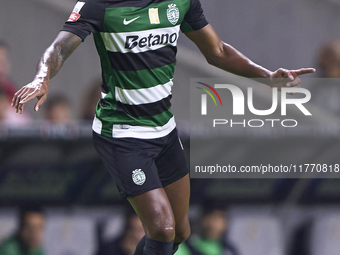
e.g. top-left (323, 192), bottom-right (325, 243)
top-left (12, 24), bottom-right (315, 243)
top-left (11, 31), bottom-right (81, 113)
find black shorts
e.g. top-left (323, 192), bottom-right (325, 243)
top-left (93, 128), bottom-right (189, 198)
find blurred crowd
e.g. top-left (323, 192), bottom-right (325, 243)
top-left (0, 40), bottom-right (30, 125)
top-left (0, 39), bottom-right (101, 125)
top-left (0, 205), bottom-right (45, 255)
top-left (0, 203), bottom-right (239, 255)
top-left (310, 39), bottom-right (340, 115)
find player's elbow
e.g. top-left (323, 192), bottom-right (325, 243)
top-left (205, 41), bottom-right (225, 66)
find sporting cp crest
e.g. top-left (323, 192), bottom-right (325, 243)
top-left (167, 4), bottom-right (179, 25)
top-left (132, 169), bottom-right (146, 185)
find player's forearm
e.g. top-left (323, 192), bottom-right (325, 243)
top-left (11, 32), bottom-right (81, 114)
top-left (207, 42), bottom-right (273, 83)
top-left (34, 31), bottom-right (82, 83)
top-left (35, 44), bottom-right (63, 83)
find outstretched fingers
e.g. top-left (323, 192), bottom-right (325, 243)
top-left (286, 68), bottom-right (315, 89)
top-left (292, 68), bottom-right (316, 77)
top-left (13, 87), bottom-right (30, 113)
top-left (18, 89), bottom-right (44, 113)
top-left (12, 84), bottom-right (46, 114)
top-left (34, 94), bottom-right (47, 112)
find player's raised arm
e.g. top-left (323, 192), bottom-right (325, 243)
top-left (12, 31), bottom-right (82, 114)
top-left (185, 24), bottom-right (315, 89)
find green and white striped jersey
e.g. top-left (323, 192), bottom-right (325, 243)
top-left (62, 0), bottom-right (208, 138)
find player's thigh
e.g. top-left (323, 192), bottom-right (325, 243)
top-left (164, 174), bottom-right (191, 241)
top-left (156, 129), bottom-right (190, 224)
top-left (128, 188), bottom-right (175, 242)
top-left (155, 129), bottom-right (190, 240)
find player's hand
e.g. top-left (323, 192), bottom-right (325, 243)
top-left (269, 68), bottom-right (316, 93)
top-left (11, 78), bottom-right (49, 114)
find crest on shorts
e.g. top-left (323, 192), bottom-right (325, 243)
top-left (132, 169), bottom-right (146, 185)
top-left (167, 4), bottom-right (179, 25)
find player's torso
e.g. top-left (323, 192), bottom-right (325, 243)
top-left (93, 0), bottom-right (191, 137)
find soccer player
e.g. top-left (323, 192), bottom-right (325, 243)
top-left (11, 0), bottom-right (315, 254)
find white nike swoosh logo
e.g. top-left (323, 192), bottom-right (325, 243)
top-left (123, 16), bottom-right (140, 25)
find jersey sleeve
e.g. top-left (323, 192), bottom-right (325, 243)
top-left (180, 0), bottom-right (209, 33)
top-left (61, 0), bottom-right (105, 41)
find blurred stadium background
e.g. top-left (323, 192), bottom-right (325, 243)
top-left (1, 0), bottom-right (340, 255)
